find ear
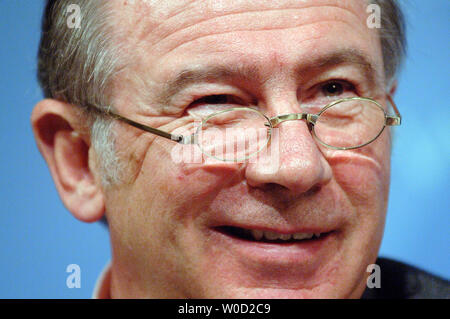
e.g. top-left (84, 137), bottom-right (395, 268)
top-left (31, 99), bottom-right (105, 222)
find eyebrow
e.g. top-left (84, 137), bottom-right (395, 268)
top-left (306, 48), bottom-right (380, 86)
top-left (156, 64), bottom-right (261, 105)
top-left (156, 48), bottom-right (380, 105)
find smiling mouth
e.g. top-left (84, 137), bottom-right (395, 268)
top-left (216, 226), bottom-right (332, 244)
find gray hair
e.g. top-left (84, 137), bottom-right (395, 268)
top-left (37, 0), bottom-right (406, 186)
top-left (38, 0), bottom-right (124, 186)
top-left (371, 0), bottom-right (407, 86)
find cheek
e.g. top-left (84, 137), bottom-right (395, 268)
top-left (327, 145), bottom-right (391, 288)
top-left (329, 144), bottom-right (391, 249)
top-left (327, 134), bottom-right (391, 210)
top-left (327, 146), bottom-right (391, 260)
top-left (333, 159), bottom-right (389, 209)
top-left (132, 148), bottom-right (245, 236)
top-left (105, 151), bottom-right (244, 293)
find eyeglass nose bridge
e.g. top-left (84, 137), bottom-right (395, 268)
top-left (265, 113), bottom-right (319, 128)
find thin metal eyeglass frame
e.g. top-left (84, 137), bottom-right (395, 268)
top-left (88, 95), bottom-right (401, 153)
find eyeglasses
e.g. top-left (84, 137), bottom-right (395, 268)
top-left (90, 95), bottom-right (401, 162)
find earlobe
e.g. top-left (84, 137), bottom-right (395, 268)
top-left (31, 99), bottom-right (105, 223)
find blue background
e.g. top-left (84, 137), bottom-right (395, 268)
top-left (0, 1), bottom-right (448, 298)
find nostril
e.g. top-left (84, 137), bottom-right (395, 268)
top-left (306, 184), bottom-right (322, 196)
top-left (246, 180), bottom-right (293, 194)
top-left (250, 182), bottom-right (322, 197)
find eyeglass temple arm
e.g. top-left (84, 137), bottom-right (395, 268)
top-left (87, 104), bottom-right (187, 143)
top-left (386, 95), bottom-right (401, 126)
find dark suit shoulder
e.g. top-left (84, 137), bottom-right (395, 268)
top-left (362, 257), bottom-right (450, 299)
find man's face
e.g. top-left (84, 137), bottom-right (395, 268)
top-left (105, 0), bottom-right (390, 298)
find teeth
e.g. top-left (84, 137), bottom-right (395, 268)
top-left (250, 230), bottom-right (321, 241)
top-left (293, 233), bottom-right (311, 240)
top-left (264, 231), bottom-right (280, 240)
top-left (279, 234), bottom-right (292, 240)
top-left (250, 230), bottom-right (263, 240)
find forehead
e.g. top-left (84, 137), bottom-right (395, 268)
top-left (115, 0), bottom-right (370, 27)
top-left (112, 0), bottom-right (383, 87)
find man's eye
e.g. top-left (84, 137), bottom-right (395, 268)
top-left (187, 95), bottom-right (245, 118)
top-left (322, 81), bottom-right (345, 97)
top-left (193, 95), bottom-right (237, 105)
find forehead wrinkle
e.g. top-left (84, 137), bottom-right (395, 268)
top-left (149, 5), bottom-right (366, 59)
top-left (136, 0), bottom-right (364, 45)
top-left (117, 0), bottom-right (367, 63)
top-left (113, 0), bottom-right (208, 53)
top-left (113, 0), bottom-right (372, 70)
top-left (110, 0), bottom-right (195, 50)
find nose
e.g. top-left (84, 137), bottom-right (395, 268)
top-left (245, 119), bottom-right (332, 196)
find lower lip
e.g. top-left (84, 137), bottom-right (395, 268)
top-left (210, 228), bottom-right (337, 265)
